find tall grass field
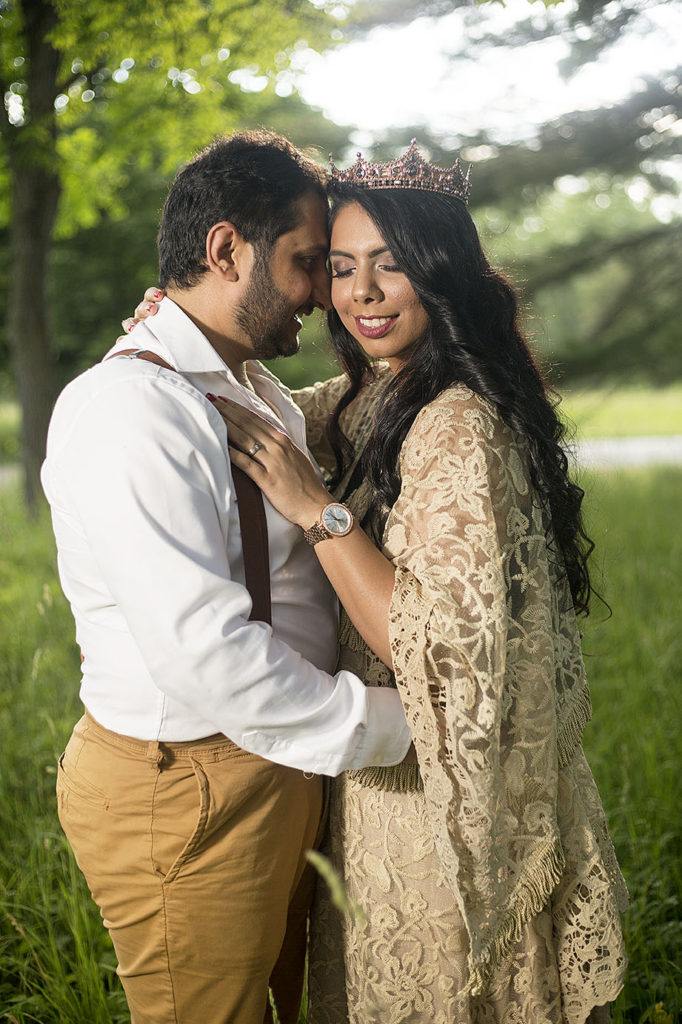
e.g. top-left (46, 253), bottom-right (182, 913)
top-left (1, 465), bottom-right (680, 1023)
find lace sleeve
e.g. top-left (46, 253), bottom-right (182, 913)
top-left (291, 373), bottom-right (349, 473)
top-left (383, 385), bottom-right (568, 995)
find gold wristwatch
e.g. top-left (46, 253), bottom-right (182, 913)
top-left (303, 502), bottom-right (354, 546)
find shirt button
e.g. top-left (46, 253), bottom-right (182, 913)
top-left (374, 755), bottom-right (384, 764)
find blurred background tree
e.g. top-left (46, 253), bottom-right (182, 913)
top-left (1, 0), bottom-right (680, 509)
top-left (0, 0), bottom-right (350, 508)
top-left (341, 0), bottom-right (681, 386)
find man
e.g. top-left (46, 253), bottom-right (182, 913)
top-left (41, 131), bottom-right (411, 1024)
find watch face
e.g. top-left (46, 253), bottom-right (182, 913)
top-left (321, 503), bottom-right (353, 536)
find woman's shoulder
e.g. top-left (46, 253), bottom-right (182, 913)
top-left (408, 382), bottom-right (505, 445)
top-left (290, 371), bottom-right (348, 408)
top-left (291, 361), bottom-right (391, 410)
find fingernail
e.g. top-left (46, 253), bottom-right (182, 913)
top-left (206, 393), bottom-right (217, 402)
top-left (145, 303), bottom-right (155, 312)
top-left (125, 321), bottom-right (135, 332)
top-left (153, 289), bottom-right (163, 299)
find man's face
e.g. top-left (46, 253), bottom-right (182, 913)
top-left (235, 191), bottom-right (331, 360)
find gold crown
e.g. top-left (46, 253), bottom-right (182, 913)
top-left (329, 139), bottom-right (471, 205)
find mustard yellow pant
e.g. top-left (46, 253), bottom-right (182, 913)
top-left (57, 712), bottom-right (324, 1024)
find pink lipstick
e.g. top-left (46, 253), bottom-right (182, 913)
top-left (353, 315), bottom-right (397, 339)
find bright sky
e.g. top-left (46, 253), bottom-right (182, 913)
top-left (293, 0), bottom-right (682, 144)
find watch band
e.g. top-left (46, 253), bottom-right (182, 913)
top-left (303, 521), bottom-right (332, 546)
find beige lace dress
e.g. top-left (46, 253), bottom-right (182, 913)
top-left (292, 368), bottom-right (628, 1024)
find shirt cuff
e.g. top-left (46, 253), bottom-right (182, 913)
top-left (241, 686), bottom-right (412, 777)
top-left (348, 685), bottom-right (413, 770)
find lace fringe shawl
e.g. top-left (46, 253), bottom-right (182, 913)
top-left (465, 835), bottom-right (566, 997)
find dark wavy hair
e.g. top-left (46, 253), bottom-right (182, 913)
top-left (326, 184), bottom-right (596, 616)
top-left (158, 129), bottom-right (326, 289)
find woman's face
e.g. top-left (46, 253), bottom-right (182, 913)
top-left (329, 202), bottom-right (430, 372)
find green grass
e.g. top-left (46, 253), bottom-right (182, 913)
top-left (579, 467), bottom-right (682, 1022)
top-left (1, 469), bottom-right (680, 1022)
top-left (561, 385), bottom-right (682, 439)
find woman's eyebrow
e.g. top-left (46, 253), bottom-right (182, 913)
top-left (329, 246), bottom-right (391, 259)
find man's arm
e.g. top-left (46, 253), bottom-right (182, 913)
top-left (47, 366), bottom-right (411, 775)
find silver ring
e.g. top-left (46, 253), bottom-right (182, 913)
top-left (247, 442), bottom-right (263, 458)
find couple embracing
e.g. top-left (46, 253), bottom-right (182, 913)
top-left (43, 130), bottom-right (628, 1024)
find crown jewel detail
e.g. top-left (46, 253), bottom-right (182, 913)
top-left (329, 139), bottom-right (471, 205)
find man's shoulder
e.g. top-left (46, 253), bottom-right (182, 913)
top-left (58, 354), bottom-right (205, 407)
top-left (48, 356), bottom-right (216, 455)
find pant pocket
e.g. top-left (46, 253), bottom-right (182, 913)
top-left (152, 757), bottom-right (210, 885)
top-left (57, 749), bottom-right (111, 811)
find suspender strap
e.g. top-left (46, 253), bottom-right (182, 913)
top-left (109, 349), bottom-right (272, 625)
top-left (230, 465), bottom-right (272, 625)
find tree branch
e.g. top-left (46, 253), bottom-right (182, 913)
top-left (523, 223), bottom-right (679, 294)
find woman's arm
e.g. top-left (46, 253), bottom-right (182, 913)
top-left (212, 395), bottom-right (396, 667)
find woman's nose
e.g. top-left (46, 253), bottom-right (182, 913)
top-left (352, 268), bottom-right (382, 303)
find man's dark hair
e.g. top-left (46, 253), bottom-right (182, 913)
top-left (158, 129), bottom-right (327, 289)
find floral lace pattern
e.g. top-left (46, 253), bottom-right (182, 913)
top-left (293, 376), bottom-right (627, 1023)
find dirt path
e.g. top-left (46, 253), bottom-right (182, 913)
top-left (572, 435), bottom-right (682, 470)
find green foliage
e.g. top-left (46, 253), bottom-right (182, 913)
top-left (0, 0), bottom-right (343, 236)
top-left (465, 171), bottom-right (682, 385)
top-left (306, 851), bottom-right (367, 925)
top-left (0, 463), bottom-right (681, 1021)
top-left (0, 0), bottom-right (354, 384)
top-left (3, 0), bottom-right (680, 398)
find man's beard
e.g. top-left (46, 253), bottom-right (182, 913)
top-left (235, 249), bottom-right (300, 361)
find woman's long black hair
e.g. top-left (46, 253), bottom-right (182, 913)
top-left (326, 184), bottom-right (596, 616)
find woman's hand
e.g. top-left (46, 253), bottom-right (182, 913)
top-left (210, 395), bottom-right (332, 530)
top-left (213, 396), bottom-right (398, 669)
top-left (119, 286), bottom-right (166, 338)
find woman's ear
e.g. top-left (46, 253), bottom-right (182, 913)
top-left (205, 222), bottom-right (252, 282)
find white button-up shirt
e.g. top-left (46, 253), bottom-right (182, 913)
top-left (41, 298), bottom-right (411, 775)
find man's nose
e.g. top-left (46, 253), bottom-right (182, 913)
top-left (311, 266), bottom-right (332, 312)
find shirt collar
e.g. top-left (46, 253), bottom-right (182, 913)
top-left (104, 297), bottom-right (308, 443)
top-left (104, 297), bottom-right (229, 374)
top-left (137, 297), bottom-right (232, 374)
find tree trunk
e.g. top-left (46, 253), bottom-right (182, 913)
top-left (7, 161), bottom-right (60, 512)
top-left (5, 0), bottom-right (61, 512)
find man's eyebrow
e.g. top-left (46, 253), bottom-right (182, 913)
top-left (329, 246), bottom-right (390, 259)
top-left (297, 244), bottom-right (329, 256)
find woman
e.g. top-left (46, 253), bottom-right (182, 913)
top-left (130, 144), bottom-right (628, 1023)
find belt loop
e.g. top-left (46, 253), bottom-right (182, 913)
top-left (146, 740), bottom-right (164, 767)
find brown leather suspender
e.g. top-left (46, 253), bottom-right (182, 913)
top-left (109, 349), bottom-right (272, 625)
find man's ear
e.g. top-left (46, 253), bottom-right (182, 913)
top-left (205, 222), bottom-right (252, 282)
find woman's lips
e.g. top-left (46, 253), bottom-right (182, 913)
top-left (353, 315), bottom-right (398, 339)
